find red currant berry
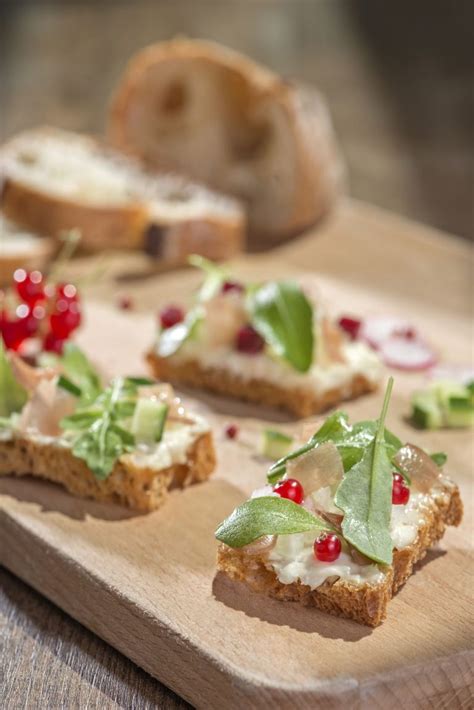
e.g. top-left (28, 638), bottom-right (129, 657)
top-left (160, 305), bottom-right (185, 329)
top-left (338, 316), bottom-right (361, 340)
top-left (1, 317), bottom-right (25, 351)
top-left (221, 280), bottom-right (244, 294)
top-left (56, 283), bottom-right (78, 302)
top-left (118, 295), bottom-right (133, 311)
top-left (50, 300), bottom-right (82, 338)
top-left (43, 331), bottom-right (66, 354)
top-left (392, 473), bottom-right (410, 505)
top-left (225, 423), bottom-right (239, 439)
top-left (14, 269), bottom-right (45, 304)
top-left (274, 478), bottom-right (304, 504)
top-left (235, 324), bottom-right (265, 354)
top-left (314, 533), bottom-right (342, 563)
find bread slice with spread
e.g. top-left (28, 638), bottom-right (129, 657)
top-left (215, 380), bottom-right (462, 626)
top-left (147, 257), bottom-right (381, 417)
top-left (0, 127), bottom-right (245, 261)
top-left (0, 343), bottom-right (215, 511)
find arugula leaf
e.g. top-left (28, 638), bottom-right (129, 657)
top-left (57, 375), bottom-right (82, 397)
top-left (0, 341), bottom-right (27, 417)
top-left (188, 254), bottom-right (228, 301)
top-left (157, 308), bottom-right (202, 358)
top-left (61, 378), bottom-right (136, 479)
top-left (335, 378), bottom-right (394, 565)
top-left (249, 280), bottom-right (314, 373)
top-left (267, 411), bottom-right (350, 483)
top-left (60, 344), bottom-right (102, 404)
top-left (430, 451), bottom-right (447, 467)
top-left (215, 496), bottom-right (333, 548)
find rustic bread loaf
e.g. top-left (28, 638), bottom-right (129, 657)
top-left (0, 127), bottom-right (245, 260)
top-left (108, 39), bottom-right (344, 245)
top-left (0, 431), bottom-right (215, 512)
top-left (217, 482), bottom-right (463, 626)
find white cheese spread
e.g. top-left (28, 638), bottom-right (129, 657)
top-left (163, 340), bottom-right (381, 397)
top-left (265, 487), bottom-right (440, 590)
top-left (3, 415), bottom-right (209, 473)
top-left (268, 531), bottom-right (385, 589)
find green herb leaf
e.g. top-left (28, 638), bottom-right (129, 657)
top-left (249, 280), bottom-right (314, 373)
top-left (57, 374), bottom-right (82, 397)
top-left (188, 254), bottom-right (228, 301)
top-left (430, 451), bottom-right (447, 467)
top-left (124, 376), bottom-right (156, 387)
top-left (215, 496), bottom-right (333, 548)
top-left (157, 308), bottom-right (202, 358)
top-left (61, 377), bottom-right (137, 479)
top-left (0, 341), bottom-right (27, 417)
top-left (60, 344), bottom-right (102, 404)
top-left (335, 378), bottom-right (394, 565)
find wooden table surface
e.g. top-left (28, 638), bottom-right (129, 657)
top-left (1, 199), bottom-right (472, 709)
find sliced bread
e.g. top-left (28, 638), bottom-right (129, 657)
top-left (0, 126), bottom-right (245, 260)
top-left (108, 39), bottom-right (344, 245)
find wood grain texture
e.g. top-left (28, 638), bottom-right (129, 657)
top-left (1, 200), bottom-right (473, 708)
top-left (0, 567), bottom-right (190, 710)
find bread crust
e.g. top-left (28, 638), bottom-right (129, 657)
top-left (0, 431), bottom-right (215, 512)
top-left (0, 127), bottom-right (245, 258)
top-left (1, 178), bottom-right (148, 251)
top-left (146, 351), bottom-right (377, 417)
top-left (216, 484), bottom-right (463, 626)
top-left (108, 39), bottom-right (344, 243)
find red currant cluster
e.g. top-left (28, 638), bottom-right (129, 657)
top-left (1, 269), bottom-right (82, 354)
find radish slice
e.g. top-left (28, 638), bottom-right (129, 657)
top-left (380, 335), bottom-right (437, 371)
top-left (360, 316), bottom-right (415, 350)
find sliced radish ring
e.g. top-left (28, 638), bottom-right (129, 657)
top-left (360, 315), bottom-right (415, 350)
top-left (380, 335), bottom-right (437, 371)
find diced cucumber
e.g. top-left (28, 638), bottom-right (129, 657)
top-left (445, 396), bottom-right (474, 428)
top-left (260, 429), bottom-right (294, 460)
top-left (411, 391), bottom-right (442, 429)
top-left (131, 398), bottom-right (168, 445)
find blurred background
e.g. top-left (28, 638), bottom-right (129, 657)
top-left (1, 0), bottom-right (472, 240)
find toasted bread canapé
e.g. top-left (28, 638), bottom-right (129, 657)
top-left (0, 343), bottom-right (215, 511)
top-left (148, 257), bottom-right (381, 417)
top-left (215, 380), bottom-right (463, 626)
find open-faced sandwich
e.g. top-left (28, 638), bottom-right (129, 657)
top-left (147, 257), bottom-right (382, 417)
top-left (215, 379), bottom-right (463, 626)
top-left (0, 342), bottom-right (215, 510)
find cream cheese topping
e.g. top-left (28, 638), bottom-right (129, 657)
top-left (3, 415), bottom-right (209, 473)
top-left (264, 486), bottom-right (440, 590)
top-left (268, 531), bottom-right (385, 589)
top-left (162, 340), bottom-right (381, 397)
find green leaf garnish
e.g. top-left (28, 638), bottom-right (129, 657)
top-left (57, 374), bottom-right (82, 397)
top-left (59, 343), bottom-right (102, 404)
top-left (335, 378), bottom-right (394, 565)
top-left (215, 496), bottom-right (333, 548)
top-left (61, 377), bottom-right (138, 479)
top-left (249, 280), bottom-right (314, 372)
top-left (188, 254), bottom-right (228, 301)
top-left (157, 308), bottom-right (202, 358)
top-left (0, 341), bottom-right (27, 417)
top-left (430, 451), bottom-right (447, 467)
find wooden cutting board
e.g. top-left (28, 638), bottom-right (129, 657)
top-left (1, 200), bottom-right (473, 708)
